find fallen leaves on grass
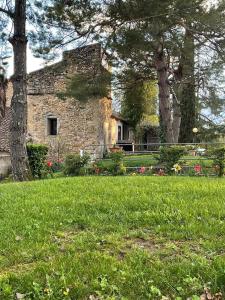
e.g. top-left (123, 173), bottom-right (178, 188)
top-left (16, 293), bottom-right (25, 299)
top-left (200, 288), bottom-right (223, 300)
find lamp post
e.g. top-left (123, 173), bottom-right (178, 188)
top-left (192, 128), bottom-right (198, 144)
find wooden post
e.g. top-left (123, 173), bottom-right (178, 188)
top-left (132, 143), bottom-right (135, 154)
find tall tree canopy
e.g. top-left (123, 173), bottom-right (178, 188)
top-left (40, 0), bottom-right (225, 143)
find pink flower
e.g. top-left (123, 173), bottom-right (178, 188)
top-left (139, 167), bottom-right (146, 174)
top-left (158, 169), bottom-right (165, 176)
top-left (194, 165), bottom-right (202, 173)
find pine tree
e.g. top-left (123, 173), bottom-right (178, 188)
top-left (33, 0), bottom-right (225, 143)
top-left (0, 1), bottom-right (31, 180)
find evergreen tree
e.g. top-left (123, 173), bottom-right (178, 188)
top-left (178, 29), bottom-right (196, 143)
top-left (43, 0), bottom-right (225, 143)
top-left (120, 73), bottom-right (158, 130)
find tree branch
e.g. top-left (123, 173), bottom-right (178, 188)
top-left (0, 6), bottom-right (14, 18)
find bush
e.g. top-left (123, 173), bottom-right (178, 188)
top-left (63, 154), bottom-right (90, 176)
top-left (110, 151), bottom-right (126, 175)
top-left (158, 146), bottom-right (185, 174)
top-left (27, 144), bottom-right (48, 179)
top-left (51, 160), bottom-right (64, 173)
top-left (210, 147), bottom-right (225, 177)
top-left (110, 151), bottom-right (124, 164)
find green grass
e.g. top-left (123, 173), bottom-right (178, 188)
top-left (0, 177), bottom-right (225, 299)
top-left (97, 155), bottom-right (156, 169)
top-left (97, 154), bottom-right (213, 170)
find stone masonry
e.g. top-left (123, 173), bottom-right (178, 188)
top-left (6, 44), bottom-right (112, 160)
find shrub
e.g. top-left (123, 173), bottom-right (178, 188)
top-left (110, 151), bottom-right (126, 175)
top-left (63, 154), bottom-right (90, 176)
top-left (52, 160), bottom-right (64, 173)
top-left (158, 146), bottom-right (185, 174)
top-left (210, 147), bottom-right (225, 177)
top-left (27, 144), bottom-right (48, 179)
top-left (110, 151), bottom-right (124, 164)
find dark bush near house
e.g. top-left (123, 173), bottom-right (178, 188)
top-left (27, 144), bottom-right (48, 179)
top-left (158, 146), bottom-right (185, 174)
top-left (51, 161), bottom-right (64, 173)
top-left (210, 147), bottom-right (225, 177)
top-left (63, 154), bottom-right (90, 176)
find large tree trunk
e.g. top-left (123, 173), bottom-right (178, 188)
top-left (179, 29), bottom-right (196, 143)
top-left (0, 74), bottom-right (7, 123)
top-left (9, 0), bottom-right (31, 181)
top-left (155, 44), bottom-right (174, 143)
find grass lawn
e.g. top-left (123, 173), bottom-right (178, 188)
top-left (0, 177), bottom-right (225, 299)
top-left (97, 154), bottom-right (213, 170)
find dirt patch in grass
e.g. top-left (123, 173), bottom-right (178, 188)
top-left (121, 235), bottom-right (209, 260)
top-left (0, 261), bottom-right (41, 278)
top-left (133, 237), bottom-right (163, 252)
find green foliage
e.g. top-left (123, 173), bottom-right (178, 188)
top-left (0, 177), bottom-right (225, 298)
top-left (27, 144), bottom-right (48, 179)
top-left (58, 72), bottom-right (111, 102)
top-left (110, 152), bottom-right (124, 164)
top-left (158, 146), bottom-right (186, 174)
top-left (178, 29), bottom-right (196, 143)
top-left (121, 75), bottom-right (158, 129)
top-left (210, 147), bottom-right (225, 177)
top-left (110, 151), bottom-right (126, 175)
top-left (63, 154), bottom-right (90, 176)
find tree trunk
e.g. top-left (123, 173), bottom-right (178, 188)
top-left (172, 92), bottom-right (181, 143)
top-left (179, 29), bottom-right (196, 143)
top-left (9, 0), bottom-right (31, 181)
top-left (155, 45), bottom-right (174, 143)
top-left (0, 74), bottom-right (7, 123)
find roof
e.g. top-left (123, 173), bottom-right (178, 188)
top-left (0, 107), bottom-right (11, 152)
top-left (111, 111), bottom-right (128, 123)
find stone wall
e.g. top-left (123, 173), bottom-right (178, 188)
top-left (4, 44), bottom-right (113, 160)
top-left (27, 95), bottom-right (112, 159)
top-left (0, 152), bottom-right (11, 178)
top-left (27, 44), bottom-right (104, 96)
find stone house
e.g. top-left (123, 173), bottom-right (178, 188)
top-left (0, 108), bottom-right (11, 178)
top-left (110, 111), bottom-right (134, 151)
top-left (0, 44), bottom-right (133, 176)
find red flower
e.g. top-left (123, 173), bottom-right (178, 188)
top-left (95, 168), bottom-right (100, 175)
top-left (194, 165), bottom-right (202, 173)
top-left (47, 161), bottom-right (53, 167)
top-left (158, 169), bottom-right (165, 176)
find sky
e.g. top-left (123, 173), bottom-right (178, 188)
top-left (7, 46), bottom-right (58, 77)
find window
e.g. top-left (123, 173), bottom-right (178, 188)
top-left (118, 125), bottom-right (122, 141)
top-left (47, 118), bottom-right (58, 135)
